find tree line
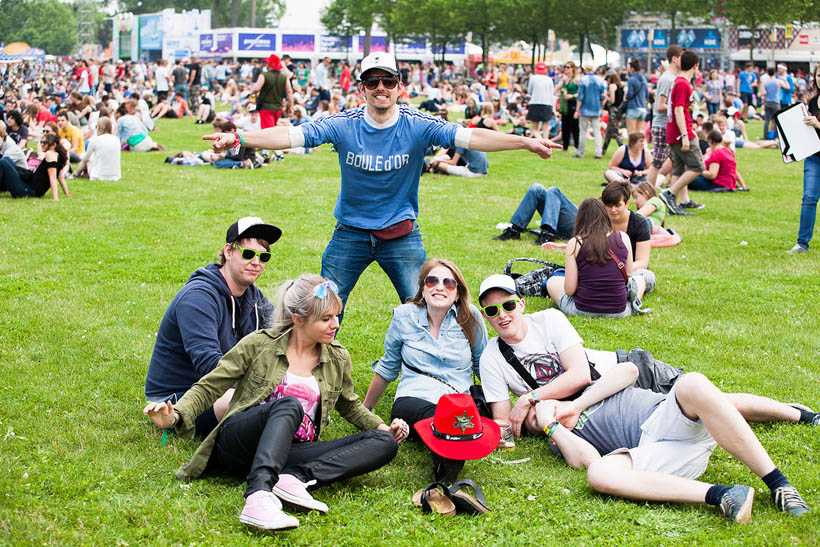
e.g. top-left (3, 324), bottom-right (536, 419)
top-left (1, 0), bottom-right (817, 58)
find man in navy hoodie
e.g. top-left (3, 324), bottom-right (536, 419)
top-left (145, 217), bottom-right (280, 436)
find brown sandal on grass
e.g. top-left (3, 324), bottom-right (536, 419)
top-left (412, 482), bottom-right (456, 516)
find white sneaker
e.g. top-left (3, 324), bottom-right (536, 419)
top-left (239, 490), bottom-right (299, 531)
top-left (787, 244), bottom-right (808, 254)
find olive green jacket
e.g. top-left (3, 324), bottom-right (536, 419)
top-left (173, 329), bottom-right (384, 481)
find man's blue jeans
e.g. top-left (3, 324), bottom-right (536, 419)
top-left (510, 184), bottom-right (577, 238)
top-left (797, 155), bottom-right (820, 249)
top-left (321, 221), bottom-right (427, 321)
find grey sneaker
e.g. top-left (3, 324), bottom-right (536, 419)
top-left (787, 244), bottom-right (808, 254)
top-left (680, 200), bottom-right (705, 210)
top-left (772, 485), bottom-right (810, 517)
top-left (812, 413), bottom-right (820, 426)
top-left (494, 227), bottom-right (521, 241)
top-left (719, 484), bottom-right (754, 524)
top-left (660, 190), bottom-right (692, 216)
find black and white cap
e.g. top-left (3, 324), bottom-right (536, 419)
top-left (226, 216), bottom-right (282, 245)
top-left (360, 53), bottom-right (399, 78)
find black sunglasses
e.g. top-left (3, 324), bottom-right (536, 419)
top-left (362, 76), bottom-right (399, 90)
top-left (481, 298), bottom-right (519, 318)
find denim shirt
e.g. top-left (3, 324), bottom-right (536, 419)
top-left (577, 74), bottom-right (606, 117)
top-left (372, 303), bottom-right (487, 404)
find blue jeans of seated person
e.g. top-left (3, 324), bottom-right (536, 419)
top-left (0, 157), bottom-right (37, 197)
top-left (510, 184), bottom-right (578, 238)
top-left (689, 175), bottom-right (722, 192)
top-left (213, 158), bottom-right (243, 169)
top-left (321, 221), bottom-right (426, 324)
top-left (797, 155), bottom-right (820, 249)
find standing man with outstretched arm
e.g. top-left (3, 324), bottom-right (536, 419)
top-left (204, 53), bottom-right (561, 321)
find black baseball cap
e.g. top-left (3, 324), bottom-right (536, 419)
top-left (226, 216), bottom-right (282, 245)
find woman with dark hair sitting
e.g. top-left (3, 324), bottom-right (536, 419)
top-left (546, 198), bottom-right (646, 318)
top-left (364, 258), bottom-right (488, 483)
top-left (144, 274), bottom-right (405, 531)
top-left (0, 132), bottom-right (71, 200)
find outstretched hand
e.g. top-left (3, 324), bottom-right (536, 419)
top-left (527, 138), bottom-right (563, 159)
top-left (143, 400), bottom-right (177, 430)
top-left (202, 132), bottom-right (236, 152)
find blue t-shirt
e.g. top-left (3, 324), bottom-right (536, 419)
top-left (626, 73), bottom-right (648, 109)
top-left (297, 105), bottom-right (461, 229)
top-left (764, 78), bottom-right (780, 103)
top-left (780, 75), bottom-right (794, 104)
top-left (738, 71), bottom-right (755, 94)
top-left (455, 147), bottom-right (489, 174)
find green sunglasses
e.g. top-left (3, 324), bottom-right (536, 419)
top-left (235, 246), bottom-right (272, 263)
top-left (481, 298), bottom-right (520, 317)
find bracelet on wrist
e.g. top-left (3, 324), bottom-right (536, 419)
top-left (543, 419), bottom-right (559, 438)
top-left (529, 390), bottom-right (539, 405)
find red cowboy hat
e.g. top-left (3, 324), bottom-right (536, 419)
top-left (535, 62), bottom-right (547, 74)
top-left (264, 54), bottom-right (282, 71)
top-left (415, 394), bottom-right (501, 461)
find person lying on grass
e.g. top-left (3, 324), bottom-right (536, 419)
top-left (144, 274), bottom-right (407, 532)
top-left (533, 362), bottom-right (811, 523)
top-left (476, 274), bottom-right (820, 439)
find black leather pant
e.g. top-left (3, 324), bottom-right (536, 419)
top-left (213, 397), bottom-right (398, 497)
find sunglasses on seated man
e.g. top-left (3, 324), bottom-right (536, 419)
top-left (235, 246), bottom-right (272, 263)
top-left (362, 75), bottom-right (399, 90)
top-left (480, 298), bottom-right (520, 317)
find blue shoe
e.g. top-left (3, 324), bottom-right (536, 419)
top-left (773, 485), bottom-right (810, 517)
top-left (719, 485), bottom-right (754, 524)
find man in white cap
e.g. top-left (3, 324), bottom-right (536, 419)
top-left (144, 217), bottom-right (280, 436)
top-left (475, 274), bottom-right (819, 438)
top-left (203, 53), bottom-right (561, 321)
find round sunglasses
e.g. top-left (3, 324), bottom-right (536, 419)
top-left (481, 298), bottom-right (519, 317)
top-left (424, 275), bottom-right (457, 291)
top-left (362, 75), bottom-right (399, 90)
top-left (236, 246), bottom-right (271, 263)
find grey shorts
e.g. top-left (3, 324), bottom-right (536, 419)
top-left (668, 140), bottom-right (705, 176)
top-left (557, 291), bottom-right (631, 318)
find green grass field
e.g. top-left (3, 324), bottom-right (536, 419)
top-left (1, 114), bottom-right (818, 546)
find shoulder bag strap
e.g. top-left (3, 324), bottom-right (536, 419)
top-left (400, 360), bottom-right (460, 393)
top-left (497, 339), bottom-right (540, 390)
top-left (607, 247), bottom-right (628, 283)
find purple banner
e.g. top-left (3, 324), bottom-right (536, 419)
top-left (394, 38), bottom-right (426, 55)
top-left (359, 36), bottom-right (388, 53)
top-left (431, 42), bottom-right (465, 55)
top-left (216, 33), bottom-right (232, 53)
top-left (282, 34), bottom-right (315, 52)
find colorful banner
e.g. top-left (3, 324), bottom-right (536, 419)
top-left (675, 28), bottom-right (720, 50)
top-left (238, 33), bottom-right (277, 52)
top-left (320, 35), bottom-right (352, 52)
top-left (139, 14), bottom-right (163, 50)
top-left (359, 36), bottom-right (388, 53)
top-left (281, 34), bottom-right (315, 52)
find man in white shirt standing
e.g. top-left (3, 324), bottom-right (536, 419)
top-left (154, 59), bottom-right (171, 102)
